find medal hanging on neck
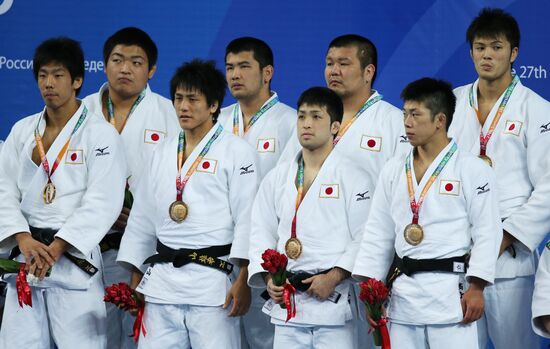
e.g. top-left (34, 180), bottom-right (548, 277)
top-left (232, 95), bottom-right (279, 136)
top-left (403, 143), bottom-right (457, 245)
top-left (469, 75), bottom-right (519, 167)
top-left (107, 89), bottom-right (146, 132)
top-left (170, 125), bottom-right (223, 223)
top-left (285, 156), bottom-right (305, 259)
top-left (35, 107), bottom-right (88, 204)
top-left (333, 93), bottom-right (382, 145)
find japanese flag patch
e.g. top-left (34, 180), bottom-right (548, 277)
top-left (144, 129), bottom-right (166, 144)
top-left (196, 158), bottom-right (217, 174)
top-left (257, 138), bottom-right (276, 153)
top-left (360, 135), bottom-right (382, 152)
top-left (319, 184), bottom-right (340, 199)
top-left (439, 180), bottom-right (460, 196)
top-left (503, 120), bottom-right (522, 136)
top-left (65, 149), bottom-right (84, 164)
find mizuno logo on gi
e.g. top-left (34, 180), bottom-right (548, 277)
top-left (95, 146), bottom-right (110, 156)
top-left (399, 135), bottom-right (409, 143)
top-left (540, 122), bottom-right (550, 133)
top-left (476, 183), bottom-right (490, 195)
top-left (240, 164), bottom-right (254, 175)
top-left (356, 191), bottom-right (370, 201)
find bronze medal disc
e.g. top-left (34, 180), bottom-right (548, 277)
top-left (43, 182), bottom-right (56, 204)
top-left (404, 223), bottom-right (424, 246)
top-left (285, 237), bottom-right (303, 259)
top-left (478, 154), bottom-right (493, 167)
top-left (169, 200), bottom-right (188, 223)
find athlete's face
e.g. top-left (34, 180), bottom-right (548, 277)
top-left (37, 63), bottom-right (82, 110)
top-left (470, 35), bottom-right (518, 83)
top-left (325, 46), bottom-right (371, 98)
top-left (297, 103), bottom-right (340, 151)
top-left (403, 100), bottom-right (445, 147)
top-left (105, 44), bottom-right (156, 98)
top-left (173, 87), bottom-right (217, 131)
top-left (225, 51), bottom-right (272, 100)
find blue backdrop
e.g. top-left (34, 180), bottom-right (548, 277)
top-left (0, 0), bottom-right (549, 346)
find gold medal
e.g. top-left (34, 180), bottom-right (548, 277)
top-left (404, 223), bottom-right (424, 246)
top-left (43, 182), bottom-right (56, 204)
top-left (169, 200), bottom-right (188, 223)
top-left (285, 237), bottom-right (303, 259)
top-left (478, 154), bottom-right (493, 167)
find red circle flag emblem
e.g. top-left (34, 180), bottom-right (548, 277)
top-left (325, 187), bottom-right (333, 195)
top-left (367, 139), bottom-right (376, 148)
top-left (70, 153), bottom-right (77, 161)
top-left (263, 141), bottom-right (270, 150)
top-left (445, 183), bottom-right (454, 192)
top-left (508, 123), bottom-right (515, 131)
top-left (151, 133), bottom-right (160, 141)
top-left (202, 161), bottom-right (210, 169)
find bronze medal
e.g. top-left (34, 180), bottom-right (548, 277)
top-left (43, 182), bottom-right (56, 204)
top-left (169, 200), bottom-right (188, 223)
top-left (285, 237), bottom-right (303, 259)
top-left (478, 154), bottom-right (493, 167)
top-left (404, 223), bottom-right (424, 246)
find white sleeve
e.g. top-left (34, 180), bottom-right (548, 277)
top-left (463, 161), bottom-right (502, 284)
top-left (532, 246), bottom-right (550, 338)
top-left (0, 123), bottom-right (30, 253)
top-left (248, 169), bottom-right (279, 288)
top-left (56, 126), bottom-right (127, 257)
top-left (503, 99), bottom-right (550, 252)
top-left (352, 164), bottom-right (397, 281)
top-left (335, 171), bottom-right (373, 272)
top-left (116, 156), bottom-right (158, 273)
top-left (228, 143), bottom-right (259, 263)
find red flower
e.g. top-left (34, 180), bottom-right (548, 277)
top-left (261, 249), bottom-right (288, 274)
top-left (104, 282), bottom-right (141, 312)
top-left (359, 278), bottom-right (389, 305)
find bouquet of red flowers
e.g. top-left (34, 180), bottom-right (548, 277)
top-left (261, 249), bottom-right (296, 321)
top-left (359, 278), bottom-right (391, 349)
top-left (104, 282), bottom-right (146, 342)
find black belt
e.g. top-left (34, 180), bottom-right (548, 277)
top-left (9, 227), bottom-right (98, 277)
top-left (143, 240), bottom-right (233, 274)
top-left (99, 232), bottom-right (123, 253)
top-left (261, 269), bottom-right (342, 303)
top-left (385, 253), bottom-right (468, 289)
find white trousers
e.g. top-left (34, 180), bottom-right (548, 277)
top-left (138, 302), bottom-right (240, 349)
top-left (273, 321), bottom-right (354, 349)
top-left (477, 276), bottom-right (540, 349)
top-left (240, 287), bottom-right (274, 349)
top-left (390, 321), bottom-right (478, 349)
top-left (0, 276), bottom-right (107, 349)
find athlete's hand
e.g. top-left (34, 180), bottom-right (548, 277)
top-left (15, 232), bottom-right (54, 278)
top-left (224, 264), bottom-right (251, 317)
top-left (461, 277), bottom-right (486, 324)
top-left (112, 207), bottom-right (131, 232)
top-left (301, 273), bottom-right (339, 301)
top-left (265, 274), bottom-right (285, 304)
top-left (540, 315), bottom-right (550, 334)
top-left (128, 269), bottom-right (145, 316)
top-left (366, 305), bottom-right (387, 328)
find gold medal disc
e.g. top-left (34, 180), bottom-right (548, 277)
top-left (285, 237), bottom-right (303, 259)
top-left (169, 200), bottom-right (188, 223)
top-left (43, 182), bottom-right (56, 204)
top-left (478, 154), bottom-right (493, 167)
top-left (404, 223), bottom-right (424, 246)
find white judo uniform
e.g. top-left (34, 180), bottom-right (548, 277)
top-left (353, 141), bottom-right (502, 349)
top-left (219, 92), bottom-right (296, 349)
top-left (450, 78), bottom-right (550, 349)
top-left (0, 103), bottom-right (126, 349)
top-left (117, 123), bottom-right (259, 349)
top-left (532, 243), bottom-right (550, 338)
top-left (248, 149), bottom-right (373, 349)
top-left (84, 83), bottom-right (179, 349)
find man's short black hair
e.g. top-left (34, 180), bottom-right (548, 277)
top-left (297, 86), bottom-right (343, 125)
top-left (328, 34), bottom-right (378, 85)
top-left (33, 37), bottom-right (85, 96)
top-left (170, 59), bottom-right (226, 122)
top-left (225, 37), bottom-right (274, 69)
top-left (400, 78), bottom-right (456, 130)
top-left (466, 8), bottom-right (520, 49)
top-left (103, 27), bottom-right (158, 70)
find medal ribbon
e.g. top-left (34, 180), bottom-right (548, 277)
top-left (132, 303), bottom-right (147, 342)
top-left (16, 264), bottom-right (32, 308)
top-left (290, 156), bottom-right (305, 239)
top-left (232, 95), bottom-right (279, 135)
top-left (107, 89), bottom-right (146, 132)
top-left (469, 75), bottom-right (519, 156)
top-left (405, 143), bottom-right (457, 224)
top-left (175, 124), bottom-right (223, 201)
top-left (283, 283), bottom-right (297, 322)
top-left (333, 94), bottom-right (383, 145)
top-left (34, 106), bottom-right (88, 187)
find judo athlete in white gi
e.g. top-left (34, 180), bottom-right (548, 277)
top-left (249, 87), bottom-right (374, 349)
top-left (219, 37), bottom-right (296, 349)
top-left (117, 59), bottom-right (258, 349)
top-left (0, 37), bottom-right (126, 348)
top-left (83, 27), bottom-right (180, 349)
top-left (449, 8), bottom-right (550, 349)
top-left (353, 78), bottom-right (502, 349)
top-left (532, 242), bottom-right (550, 338)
